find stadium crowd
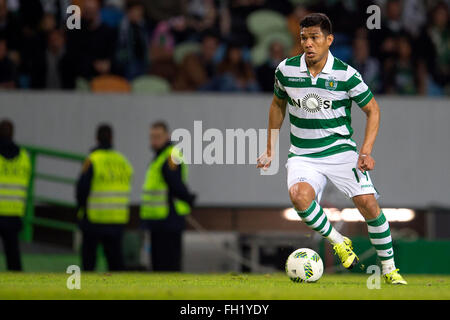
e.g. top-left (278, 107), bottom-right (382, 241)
top-left (0, 0), bottom-right (448, 95)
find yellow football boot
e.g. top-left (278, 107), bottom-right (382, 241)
top-left (383, 269), bottom-right (407, 285)
top-left (333, 237), bottom-right (359, 269)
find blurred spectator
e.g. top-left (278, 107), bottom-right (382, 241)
top-left (204, 44), bottom-right (259, 92)
top-left (164, 0), bottom-right (219, 44)
top-left (264, 0), bottom-right (293, 16)
top-left (143, 0), bottom-right (184, 23)
top-left (31, 29), bottom-right (71, 89)
top-left (149, 21), bottom-right (177, 83)
top-left (256, 40), bottom-right (286, 92)
top-left (18, 0), bottom-right (43, 30)
top-left (40, 0), bottom-right (72, 27)
top-left (199, 31), bottom-right (220, 78)
top-left (0, 0), bottom-right (21, 52)
top-left (428, 1), bottom-right (450, 91)
top-left (350, 37), bottom-right (381, 94)
top-left (15, 0), bottom-right (44, 82)
top-left (40, 12), bottom-right (56, 35)
top-left (185, 0), bottom-right (217, 34)
top-left (5, 0), bottom-right (18, 12)
top-left (401, 0), bottom-right (426, 38)
top-left (287, 5), bottom-right (310, 57)
top-left (104, 0), bottom-right (124, 8)
top-left (0, 38), bottom-right (16, 88)
top-left (384, 34), bottom-right (427, 95)
top-left (383, 0), bottom-right (405, 33)
top-left (217, 0), bottom-right (231, 39)
top-left (222, 0), bottom-right (264, 47)
top-left (18, 19), bottom-right (48, 88)
top-left (369, 0), bottom-right (407, 60)
top-left (173, 31), bottom-right (219, 91)
top-left (116, 0), bottom-right (149, 80)
top-left (325, 0), bottom-right (364, 34)
top-left (0, 0), bottom-right (445, 95)
top-left (65, 0), bottom-right (117, 86)
top-left (101, 0), bottom-right (125, 28)
top-left (90, 59), bottom-right (131, 92)
top-left (45, 29), bottom-right (69, 89)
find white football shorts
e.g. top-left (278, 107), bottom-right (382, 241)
top-left (286, 150), bottom-right (379, 201)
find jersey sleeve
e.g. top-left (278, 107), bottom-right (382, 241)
top-left (273, 66), bottom-right (288, 100)
top-left (346, 68), bottom-right (374, 108)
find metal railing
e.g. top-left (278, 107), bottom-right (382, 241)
top-left (20, 144), bottom-right (87, 242)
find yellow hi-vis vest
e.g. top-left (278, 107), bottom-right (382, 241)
top-left (86, 149), bottom-right (133, 224)
top-left (140, 145), bottom-right (191, 220)
top-left (0, 149), bottom-right (31, 217)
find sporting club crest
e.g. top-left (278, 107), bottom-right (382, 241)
top-left (325, 76), bottom-right (338, 91)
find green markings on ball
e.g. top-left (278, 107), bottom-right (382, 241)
top-left (311, 253), bottom-right (320, 262)
top-left (304, 262), bottom-right (313, 279)
top-left (294, 251), bottom-right (308, 258)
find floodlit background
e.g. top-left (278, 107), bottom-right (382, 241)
top-left (1, 0), bottom-right (450, 275)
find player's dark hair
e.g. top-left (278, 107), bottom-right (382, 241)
top-left (96, 123), bottom-right (113, 145)
top-left (300, 13), bottom-right (333, 35)
top-left (0, 119), bottom-right (14, 140)
top-left (151, 121), bottom-right (169, 133)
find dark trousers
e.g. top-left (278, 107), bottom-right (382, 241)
top-left (151, 231), bottom-right (182, 272)
top-left (0, 217), bottom-right (22, 271)
top-left (81, 227), bottom-right (124, 272)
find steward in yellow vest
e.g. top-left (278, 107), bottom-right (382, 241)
top-left (141, 122), bottom-right (196, 271)
top-left (0, 119), bottom-right (31, 271)
top-left (76, 124), bottom-right (133, 271)
top-left (140, 144), bottom-right (191, 220)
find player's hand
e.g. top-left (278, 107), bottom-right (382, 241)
top-left (357, 154), bottom-right (375, 172)
top-left (257, 151), bottom-right (273, 171)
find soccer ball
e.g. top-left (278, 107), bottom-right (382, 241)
top-left (285, 248), bottom-right (324, 283)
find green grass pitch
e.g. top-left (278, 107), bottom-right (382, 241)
top-left (0, 273), bottom-right (449, 300)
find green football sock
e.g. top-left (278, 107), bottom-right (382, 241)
top-left (296, 200), bottom-right (344, 244)
top-left (366, 211), bottom-right (396, 273)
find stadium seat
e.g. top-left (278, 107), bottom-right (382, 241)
top-left (247, 10), bottom-right (288, 40)
top-left (90, 75), bottom-right (131, 93)
top-left (251, 32), bottom-right (294, 66)
top-left (131, 75), bottom-right (171, 94)
top-left (174, 42), bottom-right (201, 65)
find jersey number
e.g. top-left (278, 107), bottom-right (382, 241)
top-left (352, 168), bottom-right (369, 183)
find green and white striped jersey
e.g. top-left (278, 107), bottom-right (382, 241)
top-left (274, 51), bottom-right (374, 158)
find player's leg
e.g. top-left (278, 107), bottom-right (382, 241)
top-left (353, 194), bottom-right (407, 284)
top-left (286, 157), bottom-right (358, 268)
top-left (289, 182), bottom-right (340, 240)
top-left (289, 181), bottom-right (359, 269)
top-left (324, 151), bottom-right (406, 283)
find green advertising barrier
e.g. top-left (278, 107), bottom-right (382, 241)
top-left (322, 237), bottom-right (450, 274)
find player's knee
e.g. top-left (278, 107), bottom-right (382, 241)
top-left (289, 183), bottom-right (315, 211)
top-left (354, 194), bottom-right (379, 215)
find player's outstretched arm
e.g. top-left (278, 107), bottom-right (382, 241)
top-left (257, 95), bottom-right (287, 170)
top-left (358, 97), bottom-right (380, 172)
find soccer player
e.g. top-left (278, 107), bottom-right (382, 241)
top-left (257, 13), bottom-right (406, 284)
